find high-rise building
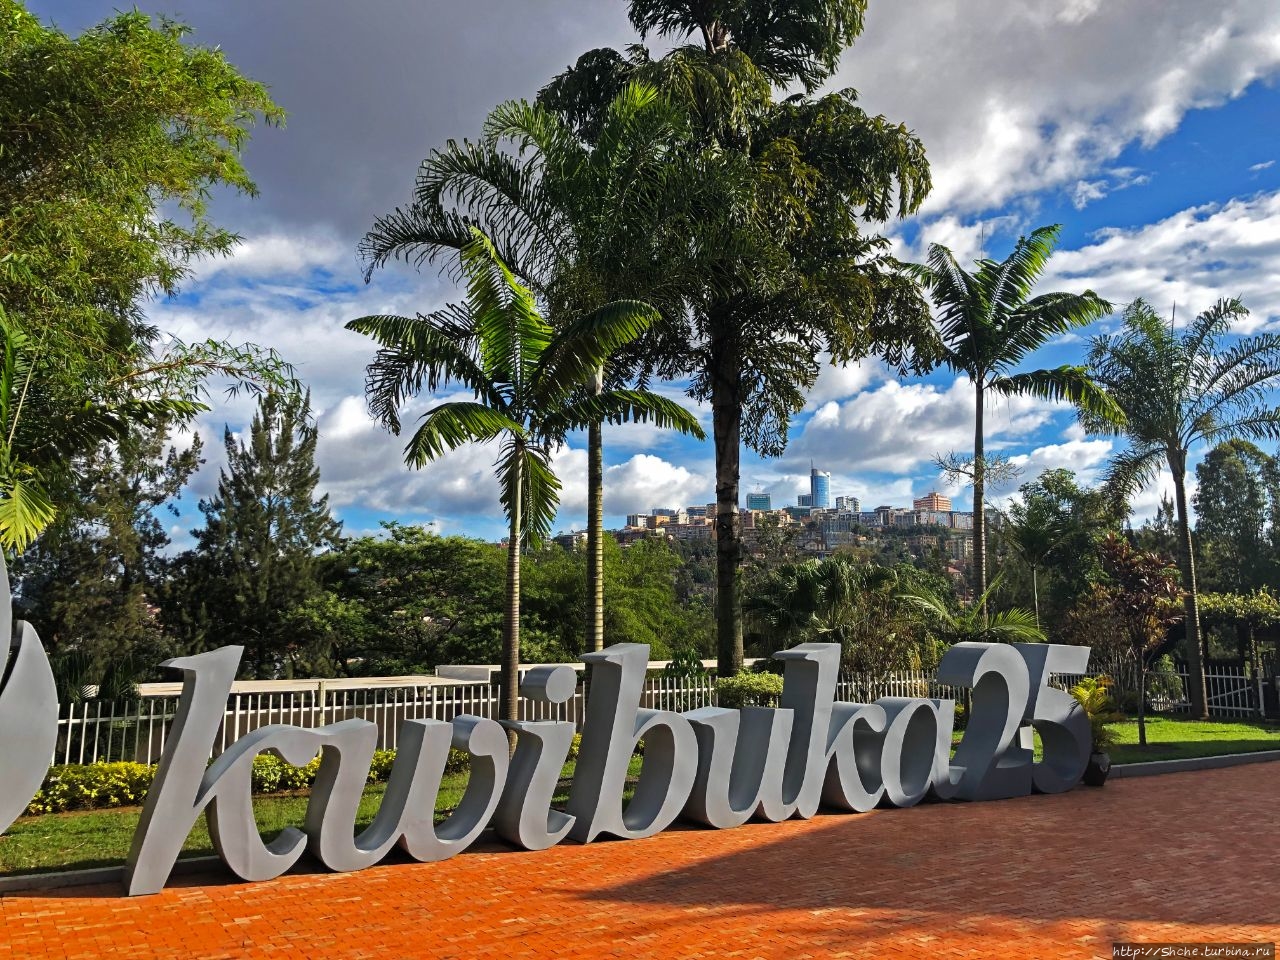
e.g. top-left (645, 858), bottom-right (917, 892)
top-left (797, 493), bottom-right (813, 508)
top-left (913, 491), bottom-right (952, 512)
top-left (810, 467), bottom-right (831, 509)
top-left (746, 492), bottom-right (772, 511)
top-left (835, 495), bottom-right (860, 513)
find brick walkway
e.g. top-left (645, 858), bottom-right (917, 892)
top-left (2, 764), bottom-right (1277, 959)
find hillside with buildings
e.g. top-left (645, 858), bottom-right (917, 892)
top-left (612, 466), bottom-right (978, 578)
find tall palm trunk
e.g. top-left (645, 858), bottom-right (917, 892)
top-left (973, 378), bottom-right (988, 623)
top-left (587, 368), bottom-right (605, 653)
top-left (1169, 449), bottom-right (1209, 719)
top-left (711, 332), bottom-right (744, 677)
top-left (1031, 565), bottom-right (1040, 628)
top-left (501, 456), bottom-right (523, 750)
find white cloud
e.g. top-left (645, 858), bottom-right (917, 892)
top-left (599, 455), bottom-right (713, 517)
top-left (839, 0), bottom-right (1280, 216)
top-left (190, 231), bottom-right (350, 281)
top-left (988, 439), bottom-right (1114, 507)
top-left (788, 376), bottom-right (1064, 475)
top-left (1251, 160), bottom-right (1276, 172)
top-left (1070, 168), bottom-right (1152, 210)
top-left (804, 357), bottom-right (887, 408)
top-left (1043, 190), bottom-right (1280, 330)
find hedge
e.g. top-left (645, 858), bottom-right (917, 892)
top-left (26, 745), bottom-right (468, 817)
top-left (715, 672), bottom-right (785, 708)
top-left (25, 734), bottom-right (590, 818)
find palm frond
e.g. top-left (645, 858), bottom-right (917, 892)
top-left (345, 308), bottom-right (502, 432)
top-left (0, 472), bottom-right (57, 551)
top-left (460, 230), bottom-right (552, 392)
top-left (985, 225), bottom-right (1062, 318)
top-left (403, 401), bottom-right (521, 466)
top-left (983, 607), bottom-right (1047, 643)
top-left (1001, 290), bottom-right (1111, 363)
top-left (542, 388), bottom-right (706, 442)
top-left (496, 440), bottom-right (561, 548)
top-left (1101, 444), bottom-right (1165, 505)
top-left (1205, 408), bottom-right (1280, 445)
top-left (990, 365), bottom-right (1123, 422)
top-left (1180, 297), bottom-right (1247, 365)
top-left (531, 300), bottom-right (658, 404)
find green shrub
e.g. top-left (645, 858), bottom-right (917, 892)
top-left (1069, 676), bottom-right (1122, 751)
top-left (24, 745), bottom-right (420, 817)
top-left (716, 672), bottom-right (785, 708)
top-left (26, 762), bottom-right (155, 815)
top-left (443, 748), bottom-right (471, 775)
top-left (368, 749), bottom-right (397, 782)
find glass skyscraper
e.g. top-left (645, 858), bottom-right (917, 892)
top-left (810, 467), bottom-right (831, 509)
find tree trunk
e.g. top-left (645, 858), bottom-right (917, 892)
top-left (587, 368), bottom-right (605, 654)
top-left (1169, 450), bottom-right (1209, 719)
top-left (700, 20), bottom-right (730, 53)
top-left (1031, 564), bottom-right (1040, 628)
top-left (711, 335), bottom-right (744, 677)
top-left (1249, 624), bottom-right (1265, 718)
top-left (1137, 657), bottom-right (1148, 747)
top-left (973, 378), bottom-right (988, 623)
top-left (501, 458), bottom-right (523, 751)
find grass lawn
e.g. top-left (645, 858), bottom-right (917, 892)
top-left (1105, 715), bottom-right (1280, 764)
top-left (947, 715), bottom-right (1280, 764)
top-left (0, 757), bottom-right (640, 877)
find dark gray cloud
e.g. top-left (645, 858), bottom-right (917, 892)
top-left (35, 0), bottom-right (635, 240)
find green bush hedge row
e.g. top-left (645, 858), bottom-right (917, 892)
top-left (27, 733), bottom-right (591, 817)
top-left (26, 744), bottom-right (475, 817)
top-left (715, 672), bottom-right (785, 708)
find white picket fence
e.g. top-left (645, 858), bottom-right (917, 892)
top-left (52, 660), bottom-right (1265, 767)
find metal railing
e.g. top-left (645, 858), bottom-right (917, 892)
top-left (52, 659), bottom-right (1266, 767)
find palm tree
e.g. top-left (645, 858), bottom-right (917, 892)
top-left (897, 576), bottom-right (1047, 646)
top-left (347, 231), bottom-right (703, 732)
top-left (359, 83), bottom-right (688, 659)
top-left (542, 9), bottom-right (937, 678)
top-left (1084, 297), bottom-right (1280, 719)
top-left (908, 224), bottom-right (1115, 614)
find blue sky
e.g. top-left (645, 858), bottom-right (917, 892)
top-left (37, 0), bottom-right (1280, 545)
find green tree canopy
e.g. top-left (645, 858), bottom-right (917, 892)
top-left (1193, 439), bottom-right (1280, 593)
top-left (997, 468), bottom-right (1124, 633)
top-left (744, 555), bottom-right (939, 676)
top-left (13, 421), bottom-right (201, 692)
top-left (1062, 534), bottom-right (1184, 745)
top-left (358, 80), bottom-right (695, 657)
top-left (540, 4), bottom-right (937, 676)
top-left (0, 1), bottom-right (292, 548)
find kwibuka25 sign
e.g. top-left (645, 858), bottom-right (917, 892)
top-left (0, 569), bottom-right (1093, 897)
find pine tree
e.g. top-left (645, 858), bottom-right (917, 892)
top-left (13, 423), bottom-right (202, 694)
top-left (177, 392), bottom-right (342, 678)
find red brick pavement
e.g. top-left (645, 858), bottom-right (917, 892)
top-left (2, 764), bottom-right (1277, 959)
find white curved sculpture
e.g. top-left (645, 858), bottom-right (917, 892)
top-left (1, 620), bottom-right (1094, 896)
